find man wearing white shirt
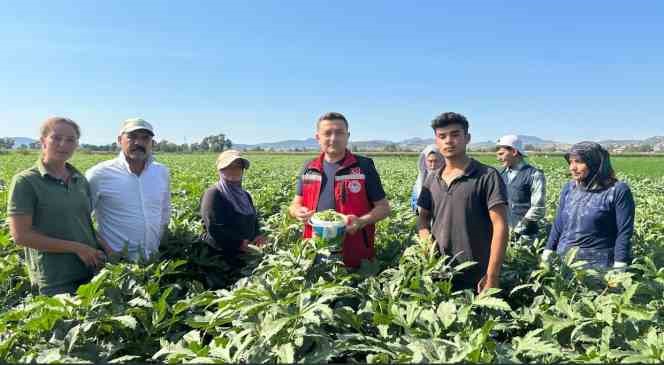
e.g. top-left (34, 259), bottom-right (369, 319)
top-left (495, 135), bottom-right (546, 239)
top-left (86, 118), bottom-right (171, 261)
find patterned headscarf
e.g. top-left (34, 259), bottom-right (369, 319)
top-left (217, 172), bottom-right (255, 216)
top-left (565, 141), bottom-right (616, 191)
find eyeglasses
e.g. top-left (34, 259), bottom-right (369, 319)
top-left (48, 135), bottom-right (78, 145)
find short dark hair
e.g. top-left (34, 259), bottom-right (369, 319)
top-left (430, 112), bottom-right (469, 134)
top-left (317, 112), bottom-right (349, 130)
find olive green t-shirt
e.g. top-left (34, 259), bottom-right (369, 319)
top-left (7, 160), bottom-right (100, 290)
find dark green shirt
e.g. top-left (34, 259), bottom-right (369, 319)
top-left (7, 160), bottom-right (100, 290)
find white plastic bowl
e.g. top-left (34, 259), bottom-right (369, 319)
top-left (309, 216), bottom-right (346, 240)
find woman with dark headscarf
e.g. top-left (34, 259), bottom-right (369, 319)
top-left (200, 150), bottom-right (266, 260)
top-left (410, 144), bottom-right (444, 213)
top-left (544, 142), bottom-right (635, 269)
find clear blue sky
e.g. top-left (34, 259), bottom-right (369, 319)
top-left (1, 1), bottom-right (662, 145)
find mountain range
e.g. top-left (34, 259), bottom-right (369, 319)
top-left (4, 135), bottom-right (664, 152)
top-left (596, 136), bottom-right (664, 146)
top-left (4, 137), bottom-right (37, 148)
top-left (234, 135), bottom-right (568, 151)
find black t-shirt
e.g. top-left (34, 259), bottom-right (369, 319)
top-left (417, 159), bottom-right (507, 282)
top-left (295, 156), bottom-right (386, 211)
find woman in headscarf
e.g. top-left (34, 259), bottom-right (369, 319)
top-left (544, 142), bottom-right (635, 269)
top-left (410, 144), bottom-right (444, 213)
top-left (200, 150), bottom-right (265, 260)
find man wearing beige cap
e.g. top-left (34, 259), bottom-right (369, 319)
top-left (495, 135), bottom-right (546, 239)
top-left (85, 118), bottom-right (171, 261)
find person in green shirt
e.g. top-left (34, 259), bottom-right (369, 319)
top-left (7, 117), bottom-right (112, 296)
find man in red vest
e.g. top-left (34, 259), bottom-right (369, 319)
top-left (288, 112), bottom-right (391, 268)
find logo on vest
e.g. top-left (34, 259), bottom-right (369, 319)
top-left (351, 167), bottom-right (362, 175)
top-left (348, 180), bottom-right (362, 194)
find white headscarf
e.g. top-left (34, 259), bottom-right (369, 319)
top-left (412, 144), bottom-right (443, 198)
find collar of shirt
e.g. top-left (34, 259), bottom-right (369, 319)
top-left (116, 152), bottom-right (155, 174)
top-left (507, 160), bottom-right (526, 173)
top-left (36, 159), bottom-right (83, 182)
top-left (436, 158), bottom-right (479, 182)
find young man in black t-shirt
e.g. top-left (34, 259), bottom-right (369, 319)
top-left (417, 112), bottom-right (509, 293)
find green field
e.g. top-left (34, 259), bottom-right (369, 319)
top-left (1, 151), bottom-right (663, 363)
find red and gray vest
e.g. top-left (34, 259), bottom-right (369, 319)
top-left (301, 150), bottom-right (376, 268)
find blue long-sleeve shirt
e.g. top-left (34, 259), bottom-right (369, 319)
top-left (546, 181), bottom-right (635, 266)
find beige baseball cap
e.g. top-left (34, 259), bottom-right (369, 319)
top-left (216, 149), bottom-right (250, 170)
top-left (120, 118), bottom-right (154, 136)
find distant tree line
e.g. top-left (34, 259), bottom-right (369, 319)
top-left (618, 144), bottom-right (655, 153)
top-left (0, 138), bottom-right (15, 150)
top-left (1, 134), bottom-right (235, 153)
top-left (4, 134), bottom-right (661, 154)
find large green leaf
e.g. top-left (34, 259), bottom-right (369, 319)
top-left (111, 315), bottom-right (137, 330)
top-left (276, 343), bottom-right (295, 363)
top-left (260, 316), bottom-right (292, 342)
top-left (472, 294), bottom-right (512, 312)
top-left (512, 329), bottom-right (563, 358)
top-left (436, 301), bottom-right (457, 329)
